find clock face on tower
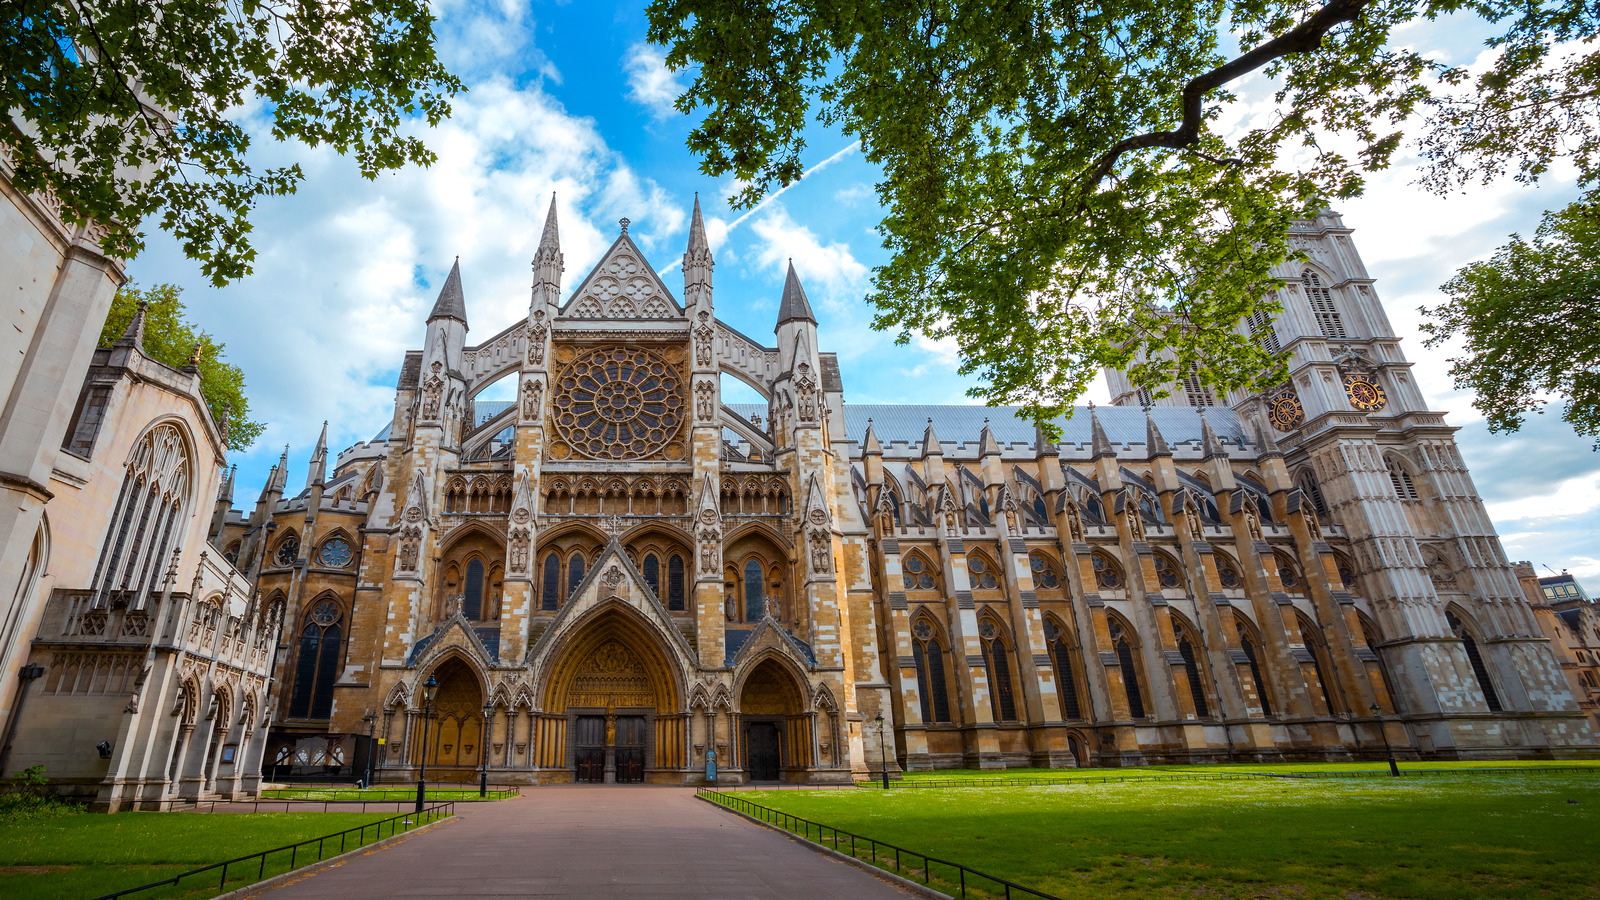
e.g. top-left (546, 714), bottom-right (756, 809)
top-left (1267, 386), bottom-right (1305, 432)
top-left (1343, 374), bottom-right (1387, 413)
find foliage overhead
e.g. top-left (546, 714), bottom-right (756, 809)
top-left (646, 0), bottom-right (1600, 429)
top-left (2, 0), bottom-right (461, 285)
top-left (1424, 190), bottom-right (1600, 444)
top-left (99, 283), bottom-right (265, 449)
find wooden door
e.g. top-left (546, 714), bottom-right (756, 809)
top-left (615, 716), bottom-right (646, 783)
top-left (574, 716), bottom-right (606, 783)
top-left (746, 722), bottom-right (780, 781)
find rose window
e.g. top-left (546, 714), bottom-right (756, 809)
top-left (553, 347), bottom-right (684, 460)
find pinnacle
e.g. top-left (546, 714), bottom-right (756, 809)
top-left (429, 258), bottom-right (468, 324)
top-left (776, 261), bottom-right (816, 327)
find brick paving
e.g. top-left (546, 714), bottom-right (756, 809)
top-left (247, 785), bottom-right (916, 899)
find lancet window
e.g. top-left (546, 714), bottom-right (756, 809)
top-left (90, 423), bottom-right (191, 608)
top-left (289, 597), bottom-right (343, 719)
top-left (911, 615), bottom-right (953, 724)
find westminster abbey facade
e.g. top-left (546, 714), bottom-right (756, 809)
top-left (205, 203), bottom-right (1593, 785)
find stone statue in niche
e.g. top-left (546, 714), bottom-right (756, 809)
top-left (695, 379), bottom-right (715, 421)
top-left (698, 527), bottom-right (720, 575)
top-left (509, 529), bottom-right (530, 573)
top-left (422, 376), bottom-right (443, 419)
top-left (1242, 501), bottom-right (1263, 541)
top-left (522, 379), bottom-right (543, 419)
top-left (809, 529), bottom-right (832, 574)
top-left (1124, 498), bottom-right (1145, 542)
top-left (1065, 498), bottom-right (1084, 542)
top-left (695, 316), bottom-right (714, 366)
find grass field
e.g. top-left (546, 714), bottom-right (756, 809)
top-left (735, 770), bottom-right (1600, 899)
top-left (260, 787), bottom-right (514, 802)
top-left (892, 758), bottom-right (1600, 782)
top-left (0, 810), bottom-right (430, 900)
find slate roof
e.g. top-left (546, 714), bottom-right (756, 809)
top-left (726, 402), bottom-right (1250, 453)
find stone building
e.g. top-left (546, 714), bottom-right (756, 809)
top-left (0, 308), bottom-right (276, 809)
top-left (1526, 569), bottom-right (1600, 732)
top-left (224, 201), bottom-right (1593, 785)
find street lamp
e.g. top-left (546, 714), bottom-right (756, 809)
top-left (361, 713), bottom-right (376, 789)
top-left (874, 713), bottom-right (889, 790)
top-left (1370, 703), bottom-right (1399, 777)
top-left (415, 675), bottom-right (438, 812)
top-left (479, 700), bottom-right (494, 798)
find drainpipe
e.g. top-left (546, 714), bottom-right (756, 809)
top-left (0, 664), bottom-right (47, 777)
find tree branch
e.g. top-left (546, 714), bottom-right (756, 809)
top-left (1085, 0), bottom-right (1373, 187)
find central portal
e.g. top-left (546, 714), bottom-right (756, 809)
top-left (542, 606), bottom-right (687, 784)
top-left (573, 714), bottom-right (647, 783)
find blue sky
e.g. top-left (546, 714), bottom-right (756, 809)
top-left (125, 2), bottom-right (1599, 590)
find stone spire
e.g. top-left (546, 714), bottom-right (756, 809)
top-left (429, 257), bottom-right (468, 324)
top-left (114, 300), bottom-right (148, 348)
top-left (306, 421), bottom-right (328, 490)
top-left (1090, 407), bottom-right (1116, 459)
top-left (978, 419), bottom-right (1001, 459)
top-left (1254, 418), bottom-right (1282, 458)
top-left (1200, 411), bottom-right (1228, 460)
top-left (684, 193), bottom-right (713, 307)
top-left (921, 417), bottom-right (941, 456)
top-left (861, 418), bottom-right (882, 456)
top-left (776, 261), bottom-right (816, 326)
top-left (219, 464), bottom-right (235, 503)
top-left (533, 194), bottom-right (563, 291)
top-left (1033, 422), bottom-right (1056, 460)
top-left (271, 445), bottom-right (290, 493)
top-left (1145, 410), bottom-right (1171, 459)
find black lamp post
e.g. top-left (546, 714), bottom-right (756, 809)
top-left (479, 700), bottom-right (494, 798)
top-left (362, 713), bottom-right (376, 789)
top-left (415, 675), bottom-right (438, 812)
top-left (1371, 702), bottom-right (1399, 777)
top-left (874, 713), bottom-right (889, 790)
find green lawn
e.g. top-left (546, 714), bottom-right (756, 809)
top-left (892, 758), bottom-right (1600, 783)
top-left (0, 810), bottom-right (438, 900)
top-left (260, 787), bottom-right (514, 802)
top-left (732, 770), bottom-right (1600, 899)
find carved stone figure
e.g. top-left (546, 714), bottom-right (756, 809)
top-left (522, 379), bottom-right (543, 419)
top-left (809, 529), bottom-right (832, 574)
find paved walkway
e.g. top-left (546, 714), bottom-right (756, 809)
top-left (249, 786), bottom-right (917, 899)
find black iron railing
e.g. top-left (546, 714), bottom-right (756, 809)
top-left (90, 802), bottom-right (455, 899)
top-left (697, 788), bottom-right (1060, 900)
top-left (850, 772), bottom-right (1261, 790)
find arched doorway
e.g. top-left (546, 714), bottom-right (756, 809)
top-left (542, 608), bottom-right (684, 783)
top-left (738, 658), bottom-right (809, 782)
top-left (415, 657), bottom-right (485, 778)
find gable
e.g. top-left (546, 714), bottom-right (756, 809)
top-left (561, 232), bottom-right (683, 320)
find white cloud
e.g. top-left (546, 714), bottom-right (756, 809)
top-left (748, 204), bottom-right (869, 293)
top-left (624, 43), bottom-right (684, 119)
top-left (1485, 471), bottom-right (1600, 526)
top-left (132, 71), bottom-right (683, 500)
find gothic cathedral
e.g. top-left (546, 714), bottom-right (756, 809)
top-left (216, 202), bottom-right (1593, 784)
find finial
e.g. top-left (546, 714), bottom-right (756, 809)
top-left (188, 343), bottom-right (203, 367)
top-left (619, 217), bottom-right (630, 234)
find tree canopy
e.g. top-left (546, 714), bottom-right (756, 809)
top-left (99, 283), bottom-right (265, 449)
top-left (646, 0), bottom-right (1600, 428)
top-left (1424, 190), bottom-right (1600, 444)
top-left (3, 0), bottom-right (461, 285)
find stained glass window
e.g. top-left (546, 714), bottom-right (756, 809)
top-left (1029, 552), bottom-right (1060, 589)
top-left (275, 535), bottom-right (300, 566)
top-left (902, 554), bottom-right (936, 591)
top-left (316, 537), bottom-right (353, 568)
top-left (967, 554), bottom-right (999, 589)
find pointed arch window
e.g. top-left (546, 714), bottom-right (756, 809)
top-left (1182, 363), bottom-right (1218, 407)
top-left (1237, 622), bottom-right (1274, 717)
top-left (541, 553), bottom-right (560, 610)
top-left (1247, 307), bottom-right (1281, 354)
top-left (1042, 618), bottom-right (1083, 720)
top-left (642, 553), bottom-right (661, 597)
top-left (463, 558), bottom-right (484, 619)
top-left (1298, 615), bottom-right (1341, 715)
top-left (1172, 620), bottom-right (1210, 717)
top-left (1153, 553), bottom-right (1183, 590)
top-left (91, 424), bottom-right (191, 608)
top-left (1387, 460), bottom-right (1420, 501)
top-left (743, 559), bottom-right (765, 621)
top-left (1296, 470), bottom-right (1329, 518)
top-left (1446, 610), bottom-right (1503, 712)
top-left (1275, 553), bottom-right (1302, 591)
top-left (1109, 618), bottom-right (1146, 719)
top-left (978, 618), bottom-right (1018, 722)
top-left (289, 599), bottom-right (343, 719)
top-left (967, 553), bottom-right (999, 590)
top-left (667, 555), bottom-right (686, 611)
top-left (911, 617), bottom-right (952, 723)
top-left (1029, 551), bottom-right (1061, 590)
top-left (902, 553), bottom-right (936, 591)
top-left (1092, 551), bottom-right (1123, 590)
top-left (1302, 270), bottom-right (1347, 339)
top-left (566, 552), bottom-right (586, 600)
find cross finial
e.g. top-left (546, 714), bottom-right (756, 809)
top-left (619, 217), bottom-right (630, 234)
